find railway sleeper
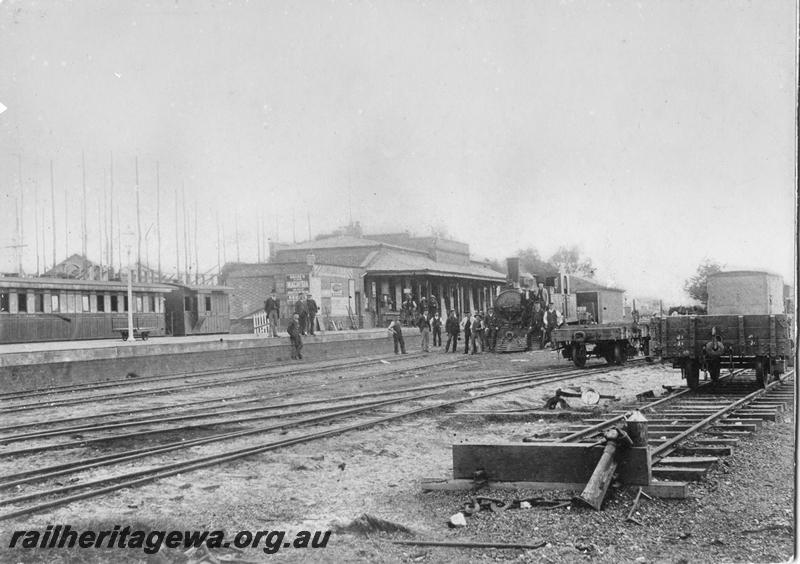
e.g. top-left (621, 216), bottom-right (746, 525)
top-left (659, 456), bottom-right (719, 466)
top-left (675, 446), bottom-right (733, 456)
top-left (651, 466), bottom-right (709, 481)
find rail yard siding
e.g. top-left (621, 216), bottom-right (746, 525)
top-left (0, 330), bottom-right (393, 392)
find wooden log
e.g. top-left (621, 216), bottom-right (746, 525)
top-left (659, 456), bottom-right (719, 465)
top-left (577, 441), bottom-right (618, 510)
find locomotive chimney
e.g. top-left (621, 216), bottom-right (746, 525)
top-left (506, 257), bottom-right (520, 287)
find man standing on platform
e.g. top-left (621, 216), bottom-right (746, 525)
top-left (294, 292), bottom-right (309, 335)
top-left (264, 291), bottom-right (280, 337)
top-left (287, 313), bottom-right (303, 360)
top-left (527, 302), bottom-right (545, 351)
top-left (306, 294), bottom-right (318, 335)
top-left (485, 307), bottom-right (498, 352)
top-left (417, 310), bottom-right (431, 352)
top-left (534, 282), bottom-right (550, 308)
top-left (460, 311), bottom-right (472, 354)
top-left (445, 310), bottom-right (460, 352)
top-left (544, 303), bottom-right (558, 348)
top-left (431, 312), bottom-right (442, 348)
top-left (387, 318), bottom-right (407, 354)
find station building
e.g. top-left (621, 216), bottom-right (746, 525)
top-left (220, 233), bottom-right (506, 332)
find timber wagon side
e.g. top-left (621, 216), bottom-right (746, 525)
top-left (649, 314), bottom-right (794, 388)
top-left (552, 322), bottom-right (650, 368)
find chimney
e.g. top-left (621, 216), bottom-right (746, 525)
top-left (506, 257), bottom-right (520, 287)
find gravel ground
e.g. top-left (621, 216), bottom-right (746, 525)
top-left (2, 349), bottom-right (794, 564)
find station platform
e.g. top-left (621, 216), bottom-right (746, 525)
top-left (0, 329), bottom-right (393, 393)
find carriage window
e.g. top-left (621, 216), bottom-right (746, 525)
top-left (18, 293), bottom-right (28, 312)
top-left (0, 292), bottom-right (8, 312)
top-left (110, 295), bottom-right (118, 312)
top-left (135, 296), bottom-right (143, 312)
top-left (82, 295), bottom-right (90, 312)
top-left (184, 296), bottom-right (194, 311)
top-left (51, 294), bottom-right (60, 312)
top-left (35, 293), bottom-right (44, 312)
top-left (205, 296), bottom-right (212, 312)
top-left (97, 294), bottom-right (105, 312)
top-left (123, 295), bottom-right (129, 312)
top-left (149, 295), bottom-right (156, 312)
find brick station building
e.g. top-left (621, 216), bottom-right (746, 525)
top-left (220, 233), bottom-right (506, 332)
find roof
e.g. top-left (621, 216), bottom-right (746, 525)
top-left (708, 270), bottom-right (783, 279)
top-left (363, 249), bottom-right (506, 281)
top-left (279, 236), bottom-right (382, 251)
top-left (0, 276), bottom-right (174, 293)
top-left (571, 275), bottom-right (625, 293)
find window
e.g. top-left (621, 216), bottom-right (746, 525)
top-left (51, 294), bottom-right (60, 312)
top-left (135, 296), bottom-right (143, 312)
top-left (149, 295), bottom-right (156, 312)
top-left (0, 292), bottom-right (8, 312)
top-left (110, 295), bottom-right (118, 312)
top-left (184, 296), bottom-right (194, 312)
top-left (35, 293), bottom-right (44, 312)
top-left (82, 295), bottom-right (90, 312)
top-left (97, 294), bottom-right (105, 312)
top-left (123, 296), bottom-right (129, 312)
top-left (18, 292), bottom-right (27, 313)
top-left (205, 296), bottom-right (212, 312)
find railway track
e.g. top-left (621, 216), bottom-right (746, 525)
top-left (0, 360), bottom-right (644, 520)
top-left (0, 353), bottom-right (460, 415)
top-left (549, 369), bottom-right (794, 484)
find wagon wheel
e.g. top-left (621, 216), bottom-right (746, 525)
top-left (682, 360), bottom-right (700, 389)
top-left (612, 342), bottom-right (626, 365)
top-left (754, 356), bottom-right (772, 387)
top-left (572, 344), bottom-right (587, 368)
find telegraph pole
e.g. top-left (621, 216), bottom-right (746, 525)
top-left (156, 161), bottom-right (161, 281)
top-left (50, 160), bottom-right (56, 268)
top-left (81, 151), bottom-right (87, 258)
top-left (135, 157), bottom-right (142, 282)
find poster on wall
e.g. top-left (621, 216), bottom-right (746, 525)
top-left (286, 273), bottom-right (310, 304)
top-left (331, 282), bottom-right (344, 297)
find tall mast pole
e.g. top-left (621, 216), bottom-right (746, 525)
top-left (256, 213), bottom-right (262, 263)
top-left (156, 161), bottom-right (161, 281)
top-left (182, 182), bottom-right (189, 282)
top-left (17, 154), bottom-right (23, 274)
top-left (135, 156), bottom-right (142, 281)
top-left (174, 186), bottom-right (180, 282)
top-left (193, 200), bottom-right (199, 284)
top-left (81, 151), bottom-right (87, 258)
top-left (216, 210), bottom-right (222, 276)
top-left (109, 152), bottom-right (115, 276)
top-left (34, 180), bottom-right (40, 276)
top-left (50, 160), bottom-right (56, 268)
top-left (234, 210), bottom-right (241, 262)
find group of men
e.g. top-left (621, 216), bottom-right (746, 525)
top-left (388, 308), bottom-right (501, 355)
top-left (263, 291), bottom-right (319, 360)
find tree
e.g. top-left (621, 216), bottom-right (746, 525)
top-left (548, 246), bottom-right (595, 278)
top-left (684, 259), bottom-right (723, 305)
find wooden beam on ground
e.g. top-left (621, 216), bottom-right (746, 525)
top-left (651, 466), bottom-right (709, 480)
top-left (659, 456), bottom-right (719, 465)
top-left (420, 479), bottom-right (586, 492)
top-left (452, 442), bottom-right (652, 485)
top-left (675, 446), bottom-right (733, 456)
top-left (642, 481), bottom-right (688, 499)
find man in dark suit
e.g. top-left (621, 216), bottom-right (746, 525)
top-left (294, 293), bottom-right (309, 335)
top-left (287, 313), bottom-right (303, 359)
top-left (527, 302), bottom-right (545, 350)
top-left (444, 310), bottom-right (460, 352)
top-left (306, 294), bottom-right (319, 335)
top-left (264, 291), bottom-right (280, 337)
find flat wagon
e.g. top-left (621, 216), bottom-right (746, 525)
top-left (552, 321), bottom-right (651, 367)
top-left (649, 314), bottom-right (793, 388)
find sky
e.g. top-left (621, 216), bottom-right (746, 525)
top-left (0, 0), bottom-right (796, 303)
